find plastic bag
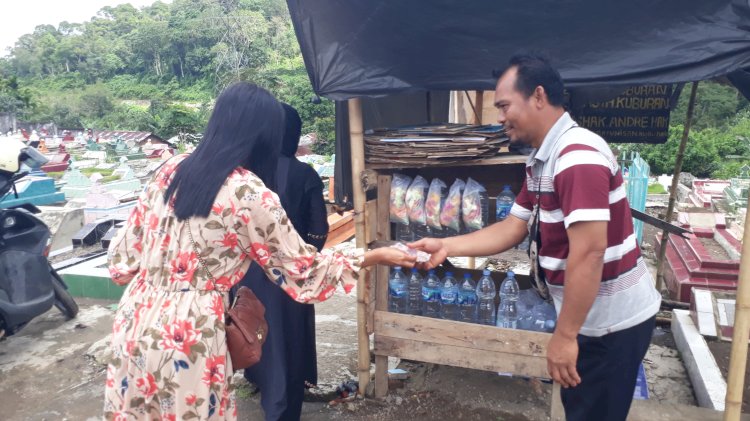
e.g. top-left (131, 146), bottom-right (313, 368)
top-left (390, 174), bottom-right (412, 224)
top-left (406, 176), bottom-right (429, 225)
top-left (462, 177), bottom-right (488, 231)
top-left (425, 178), bottom-right (447, 229)
top-left (440, 179), bottom-right (465, 233)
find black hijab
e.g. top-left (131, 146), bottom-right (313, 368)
top-left (280, 103), bottom-right (302, 157)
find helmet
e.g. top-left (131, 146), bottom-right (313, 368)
top-left (0, 137), bottom-right (48, 174)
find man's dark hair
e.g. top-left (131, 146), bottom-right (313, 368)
top-left (493, 53), bottom-right (565, 106)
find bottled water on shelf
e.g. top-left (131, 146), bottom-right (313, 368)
top-left (476, 269), bottom-right (497, 326)
top-left (439, 272), bottom-right (459, 321)
top-left (388, 266), bottom-right (408, 314)
top-left (497, 271), bottom-right (519, 329)
top-left (407, 268), bottom-right (423, 315)
top-left (495, 185), bottom-right (515, 222)
top-left (457, 273), bottom-right (478, 323)
top-left (421, 269), bottom-right (442, 318)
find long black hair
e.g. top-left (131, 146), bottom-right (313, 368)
top-left (165, 82), bottom-right (284, 220)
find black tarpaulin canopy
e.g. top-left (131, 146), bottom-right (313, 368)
top-left (287, 0), bottom-right (750, 100)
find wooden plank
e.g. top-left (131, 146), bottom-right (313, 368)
top-left (364, 199), bottom-right (377, 246)
top-left (365, 154), bottom-right (527, 170)
top-left (374, 174), bottom-right (392, 398)
top-left (374, 311), bottom-right (550, 357)
top-left (374, 335), bottom-right (548, 378)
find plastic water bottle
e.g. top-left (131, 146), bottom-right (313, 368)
top-left (439, 272), bottom-right (459, 320)
top-left (407, 268), bottom-right (423, 315)
top-left (476, 269), bottom-right (497, 326)
top-left (457, 273), bottom-right (478, 323)
top-left (388, 267), bottom-right (408, 314)
top-left (422, 270), bottom-right (442, 318)
top-left (496, 185), bottom-right (515, 222)
top-left (497, 271), bottom-right (519, 329)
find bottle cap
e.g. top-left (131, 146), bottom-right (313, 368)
top-left (503, 184), bottom-right (512, 190)
top-left (463, 273), bottom-right (471, 278)
top-left (411, 268), bottom-right (419, 273)
top-left (482, 269), bottom-right (491, 276)
top-left (394, 266), bottom-right (402, 270)
top-left (445, 271), bottom-right (453, 277)
top-left (428, 269), bottom-right (436, 275)
top-left (507, 270), bottom-right (515, 277)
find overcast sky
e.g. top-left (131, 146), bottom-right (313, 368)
top-left (1, 0), bottom-right (169, 55)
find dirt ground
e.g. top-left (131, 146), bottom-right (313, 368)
top-left (708, 340), bottom-right (750, 413)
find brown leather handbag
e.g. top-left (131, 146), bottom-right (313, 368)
top-left (187, 222), bottom-right (268, 370)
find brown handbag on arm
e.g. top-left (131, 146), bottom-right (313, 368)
top-left (186, 221), bottom-right (268, 370)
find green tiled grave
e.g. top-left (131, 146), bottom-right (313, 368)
top-left (59, 255), bottom-right (125, 300)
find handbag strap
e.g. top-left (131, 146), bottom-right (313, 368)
top-left (186, 221), bottom-right (216, 283)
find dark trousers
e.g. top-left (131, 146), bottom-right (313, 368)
top-left (561, 315), bottom-right (655, 421)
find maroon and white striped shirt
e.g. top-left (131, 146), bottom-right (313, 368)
top-left (511, 112), bottom-right (660, 336)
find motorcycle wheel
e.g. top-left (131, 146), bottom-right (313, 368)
top-left (50, 271), bottom-right (79, 319)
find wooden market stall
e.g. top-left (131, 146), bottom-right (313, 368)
top-left (346, 96), bottom-right (564, 418)
top-left (284, 2), bottom-right (750, 419)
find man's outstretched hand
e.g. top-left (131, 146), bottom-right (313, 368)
top-left (408, 238), bottom-right (448, 270)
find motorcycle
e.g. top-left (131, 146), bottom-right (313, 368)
top-left (0, 137), bottom-right (78, 338)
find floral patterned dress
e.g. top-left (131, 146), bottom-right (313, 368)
top-left (104, 154), bottom-right (362, 420)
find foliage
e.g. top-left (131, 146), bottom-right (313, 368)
top-left (647, 183), bottom-right (667, 194)
top-left (0, 0), bottom-right (335, 152)
top-left (617, 109), bottom-right (750, 179)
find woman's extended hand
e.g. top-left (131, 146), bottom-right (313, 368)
top-left (363, 247), bottom-right (416, 268)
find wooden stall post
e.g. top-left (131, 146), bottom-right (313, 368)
top-left (724, 191), bottom-right (750, 419)
top-left (374, 175), bottom-right (392, 398)
top-left (655, 82), bottom-right (698, 292)
top-left (348, 97), bottom-right (372, 396)
top-left (467, 90), bottom-right (484, 270)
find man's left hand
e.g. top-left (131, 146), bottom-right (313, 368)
top-left (546, 332), bottom-right (581, 388)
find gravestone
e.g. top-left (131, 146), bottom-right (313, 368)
top-left (0, 175), bottom-right (65, 207)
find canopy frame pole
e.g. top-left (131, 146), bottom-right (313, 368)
top-left (724, 176), bottom-right (750, 418)
top-left (655, 81), bottom-right (699, 292)
top-left (348, 97), bottom-right (371, 396)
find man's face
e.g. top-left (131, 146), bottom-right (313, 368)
top-left (494, 67), bottom-right (537, 145)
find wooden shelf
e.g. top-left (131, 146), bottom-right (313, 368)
top-left (365, 153), bottom-right (528, 170)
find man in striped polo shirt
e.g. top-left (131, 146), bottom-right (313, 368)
top-left (411, 54), bottom-right (661, 421)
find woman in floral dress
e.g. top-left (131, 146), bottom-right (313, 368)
top-left (104, 83), bottom-right (414, 420)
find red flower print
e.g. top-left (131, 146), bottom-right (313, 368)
top-left (106, 366), bottom-right (115, 388)
top-left (163, 415), bottom-right (176, 421)
top-left (169, 251), bottom-right (198, 283)
top-left (148, 214), bottom-right (159, 231)
top-left (133, 239), bottom-right (143, 254)
top-left (112, 412), bottom-right (128, 421)
top-left (238, 209), bottom-right (251, 224)
top-left (214, 275), bottom-right (233, 290)
top-left (135, 372), bottom-right (158, 398)
top-left (211, 203), bottom-right (224, 215)
top-left (125, 340), bottom-right (136, 356)
top-left (249, 243), bottom-right (271, 266)
top-left (159, 319), bottom-right (201, 355)
top-left (217, 232), bottom-right (238, 251)
top-left (128, 205), bottom-right (143, 226)
top-left (209, 294), bottom-right (224, 318)
top-left (185, 393), bottom-right (197, 406)
top-left (316, 285), bottom-right (336, 302)
top-left (260, 191), bottom-right (277, 209)
top-left (160, 233), bottom-right (171, 251)
top-left (202, 355), bottom-right (226, 386)
top-left (291, 255), bottom-right (314, 276)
